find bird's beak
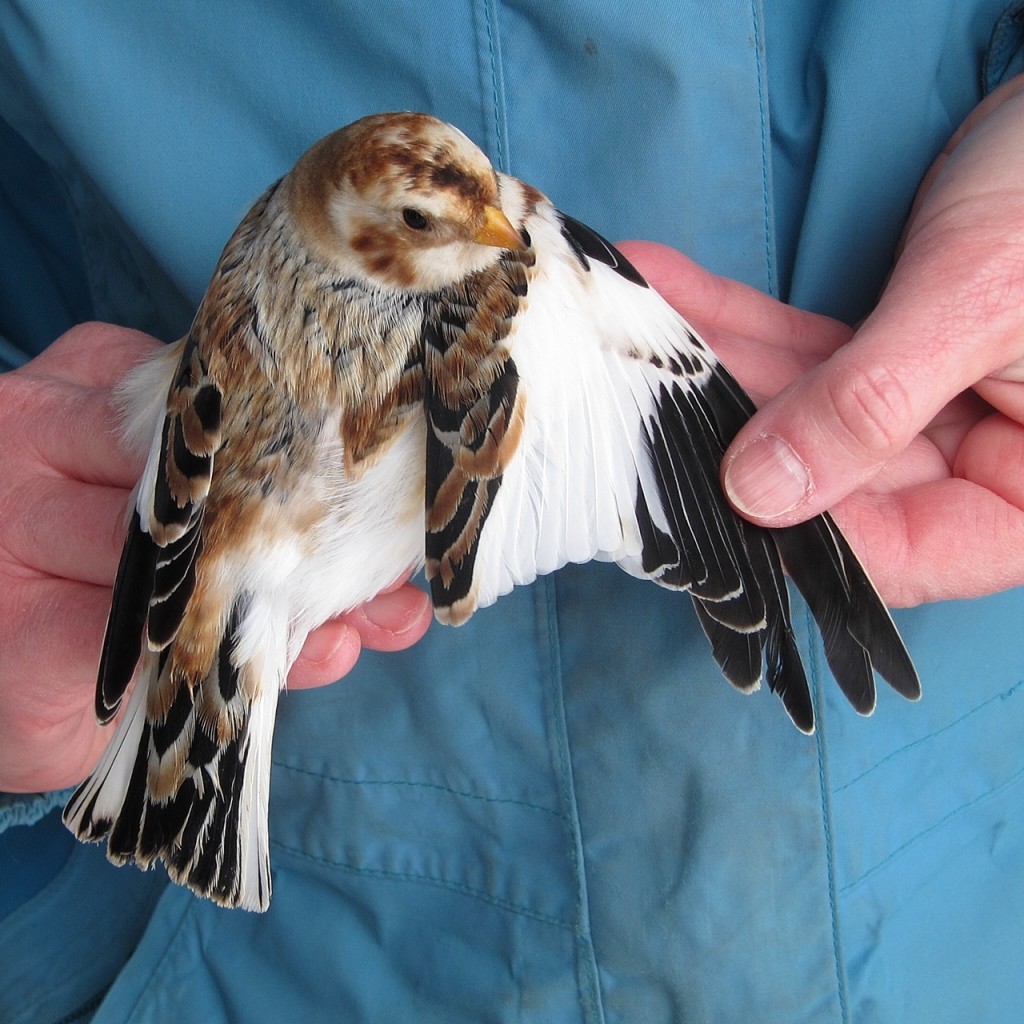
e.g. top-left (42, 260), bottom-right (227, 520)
top-left (474, 205), bottom-right (526, 250)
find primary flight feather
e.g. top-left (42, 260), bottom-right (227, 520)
top-left (64, 112), bottom-right (920, 911)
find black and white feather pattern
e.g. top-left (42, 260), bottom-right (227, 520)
top-left (65, 330), bottom-right (274, 908)
top-left (422, 183), bottom-right (919, 732)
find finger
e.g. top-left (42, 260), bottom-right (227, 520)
top-left (0, 691), bottom-right (112, 793)
top-left (0, 574), bottom-right (109, 701)
top-left (6, 323), bottom-right (160, 487)
top-left (287, 584), bottom-right (432, 690)
top-left (29, 322), bottom-right (164, 389)
top-left (836, 476), bottom-right (1024, 607)
top-left (40, 386), bottom-right (143, 486)
top-left (3, 370), bottom-right (143, 488)
top-left (901, 77), bottom-right (1024, 255)
top-left (721, 243), bottom-right (1024, 524)
top-left (619, 241), bottom-right (853, 362)
top-left (823, 410), bottom-right (1024, 606)
top-left (0, 475), bottom-right (130, 584)
top-left (343, 583), bottom-right (432, 651)
top-left (975, 376), bottom-right (1024, 425)
top-left (954, 412), bottom-right (1024, 509)
top-left (286, 619), bottom-right (363, 690)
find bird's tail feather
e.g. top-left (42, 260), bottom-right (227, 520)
top-left (64, 604), bottom-right (281, 912)
top-left (63, 665), bottom-right (150, 842)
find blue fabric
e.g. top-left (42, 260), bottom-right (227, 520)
top-left (0, 116), bottom-right (94, 368)
top-left (764, 0), bottom-right (1016, 320)
top-left (0, 809), bottom-right (73, 921)
top-left (1, 2), bottom-right (1022, 1022)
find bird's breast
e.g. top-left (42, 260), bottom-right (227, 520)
top-left (283, 413), bottom-right (428, 629)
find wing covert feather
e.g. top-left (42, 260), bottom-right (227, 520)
top-left (422, 250), bottom-right (531, 623)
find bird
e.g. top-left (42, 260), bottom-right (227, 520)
top-left (63, 111), bottom-right (920, 912)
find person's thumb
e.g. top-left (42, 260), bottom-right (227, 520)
top-left (720, 342), bottom-right (919, 523)
top-left (720, 270), bottom-right (1004, 525)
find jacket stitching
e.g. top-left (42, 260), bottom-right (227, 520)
top-left (809, 605), bottom-right (853, 1024)
top-left (272, 840), bottom-right (576, 930)
top-left (833, 677), bottom-right (1024, 794)
top-left (271, 761), bottom-right (564, 819)
top-left (839, 762), bottom-right (1024, 893)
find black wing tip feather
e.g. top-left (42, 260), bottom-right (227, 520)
top-left (638, 368), bottom-right (918, 731)
top-left (96, 510), bottom-right (159, 723)
top-left (769, 631), bottom-right (816, 735)
top-left (691, 599), bottom-right (762, 693)
top-left (774, 516), bottom-right (919, 716)
top-left (889, 661), bottom-right (923, 701)
top-left (693, 594), bottom-right (817, 733)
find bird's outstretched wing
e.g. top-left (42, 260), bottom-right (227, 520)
top-left (422, 199), bottom-right (919, 732)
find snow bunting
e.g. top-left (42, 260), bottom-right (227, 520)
top-left (64, 112), bottom-right (919, 910)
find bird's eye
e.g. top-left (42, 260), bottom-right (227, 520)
top-left (402, 208), bottom-right (430, 231)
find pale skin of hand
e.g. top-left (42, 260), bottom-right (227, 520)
top-left (0, 322), bottom-right (432, 792)
top-left (623, 74), bottom-right (1024, 608)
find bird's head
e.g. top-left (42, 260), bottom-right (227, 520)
top-left (285, 112), bottom-right (526, 292)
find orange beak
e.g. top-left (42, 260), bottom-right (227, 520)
top-left (473, 205), bottom-right (526, 249)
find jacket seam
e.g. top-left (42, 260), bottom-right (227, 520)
top-left (272, 840), bottom-right (576, 929)
top-left (833, 676), bottom-right (1024, 794)
top-left (542, 579), bottom-right (607, 1024)
top-left (751, 0), bottom-right (777, 297)
top-left (271, 761), bottom-right (564, 819)
top-left (839, 760), bottom-right (1024, 894)
top-left (477, 0), bottom-right (510, 172)
top-left (809, 604), bottom-right (851, 1024)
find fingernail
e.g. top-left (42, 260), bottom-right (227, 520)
top-left (362, 587), bottom-right (428, 634)
top-left (724, 434), bottom-right (811, 518)
top-left (301, 623), bottom-right (351, 665)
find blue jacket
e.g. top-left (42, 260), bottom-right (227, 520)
top-left (2, 2), bottom-right (1023, 1021)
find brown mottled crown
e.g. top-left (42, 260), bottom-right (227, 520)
top-left (333, 113), bottom-right (497, 203)
top-left (287, 112), bottom-right (501, 223)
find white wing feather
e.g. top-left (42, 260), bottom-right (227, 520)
top-left (470, 200), bottom-right (717, 609)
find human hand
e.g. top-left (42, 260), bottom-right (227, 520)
top-left (626, 74), bottom-right (1024, 608)
top-left (0, 323), bottom-right (431, 793)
